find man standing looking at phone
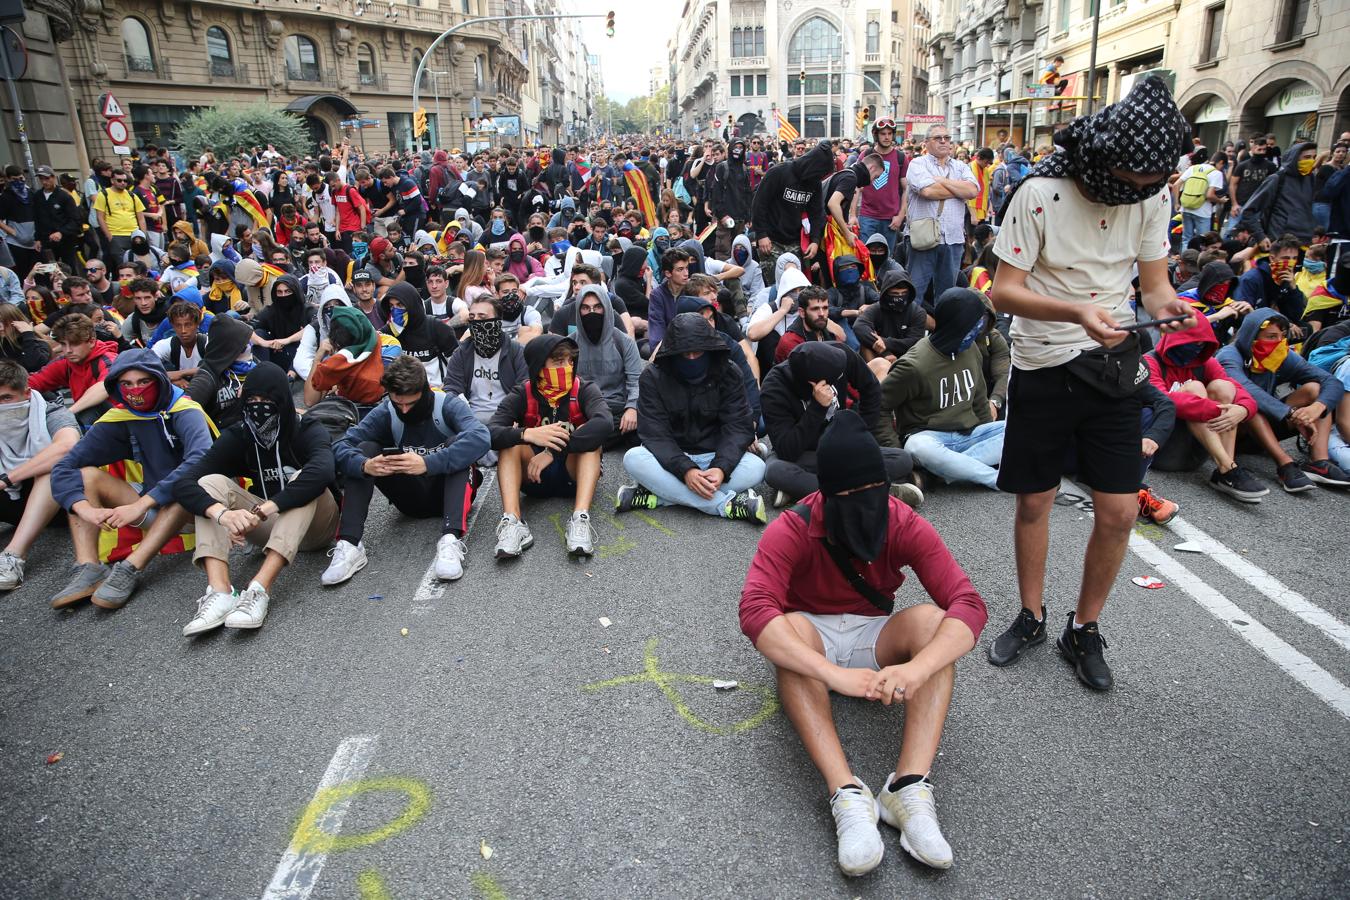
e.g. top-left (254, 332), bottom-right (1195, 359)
top-left (986, 77), bottom-right (1196, 690)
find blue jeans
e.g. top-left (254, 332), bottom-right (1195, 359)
top-left (838, 319), bottom-right (861, 352)
top-left (1313, 202), bottom-right (1332, 230)
top-left (858, 215), bottom-right (896, 254)
top-left (622, 447), bottom-right (766, 517)
top-left (1330, 358), bottom-right (1350, 470)
top-left (1181, 211), bottom-right (1210, 247)
top-left (907, 242), bottom-right (962, 312)
top-left (903, 421), bottom-right (1006, 489)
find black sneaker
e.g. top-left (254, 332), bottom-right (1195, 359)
top-left (1301, 458), bottom-right (1350, 487)
top-left (987, 606), bottom-right (1047, 667)
top-left (1209, 465), bottom-right (1269, 503)
top-left (1276, 461), bottom-right (1315, 493)
top-left (1056, 612), bottom-right (1113, 691)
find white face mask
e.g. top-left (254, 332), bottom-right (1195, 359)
top-left (0, 397), bottom-right (30, 422)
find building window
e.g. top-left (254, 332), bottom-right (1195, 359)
top-left (474, 54), bottom-right (486, 91)
top-left (787, 16), bottom-right (842, 67)
top-left (121, 17), bottom-right (155, 73)
top-left (357, 43), bottom-right (377, 84)
top-left (461, 0), bottom-right (471, 13)
top-left (788, 73), bottom-right (843, 96)
top-left (206, 26), bottom-right (233, 76)
top-left (730, 75), bottom-right (741, 97)
top-left (1201, 4), bottom-right (1224, 62)
top-left (732, 27), bottom-right (743, 57)
top-left (866, 19), bottom-right (880, 54)
top-left (284, 35), bottom-right (320, 81)
top-left (864, 69), bottom-right (882, 94)
top-left (731, 26), bottom-right (765, 58)
top-left (1058, 0), bottom-right (1070, 32)
top-left (1280, 0), bottom-right (1310, 40)
top-left (756, 74), bottom-right (767, 95)
top-left (128, 104), bottom-right (200, 148)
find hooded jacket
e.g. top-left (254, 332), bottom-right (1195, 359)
top-left (487, 333), bottom-right (612, 453)
top-left (853, 266), bottom-right (926, 359)
top-left (175, 362), bottom-right (337, 515)
top-left (637, 312), bottom-right (752, 478)
top-left (311, 304), bottom-right (394, 405)
top-left (255, 273), bottom-right (309, 344)
top-left (864, 232), bottom-right (901, 285)
top-left (505, 232), bottom-right (544, 282)
top-left (51, 349), bottom-right (213, 511)
top-left (294, 284), bottom-right (352, 379)
top-left (674, 295), bottom-right (762, 425)
top-left (335, 386), bottom-right (490, 480)
top-left (761, 342), bottom-right (881, 462)
top-left (573, 284), bottom-right (642, 416)
top-left (1179, 260), bottom-right (1242, 342)
top-left (442, 327), bottom-right (527, 416)
top-left (1234, 257), bottom-right (1306, 325)
top-left (614, 245), bottom-right (650, 320)
top-left (708, 141), bottom-right (752, 221)
top-left (878, 289), bottom-right (994, 446)
top-left (1216, 309), bottom-right (1345, 422)
top-left (1236, 142), bottom-right (1319, 243)
top-left (187, 312), bottom-right (255, 427)
top-left (751, 139), bottom-right (834, 245)
top-left (731, 233), bottom-right (765, 297)
top-left (379, 281), bottom-right (457, 388)
top-left (29, 337), bottom-right (119, 399)
top-left (1146, 315), bottom-right (1257, 423)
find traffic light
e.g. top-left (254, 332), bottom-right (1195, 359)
top-left (856, 105), bottom-right (870, 132)
top-left (606, 10), bottom-right (615, 37)
top-left (413, 107), bottom-right (428, 137)
top-left (799, 68), bottom-right (806, 83)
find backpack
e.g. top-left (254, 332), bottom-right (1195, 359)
top-left (1179, 164), bottom-right (1215, 210)
top-left (522, 378), bottom-right (586, 428)
top-left (304, 395), bottom-right (360, 445)
top-left (167, 335), bottom-right (208, 370)
top-left (435, 165), bottom-right (457, 207)
top-left (673, 176), bottom-right (691, 205)
top-left (390, 389), bottom-right (453, 445)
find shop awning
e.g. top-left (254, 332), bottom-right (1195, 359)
top-left (285, 95), bottom-right (361, 118)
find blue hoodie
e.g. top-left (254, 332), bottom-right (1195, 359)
top-left (51, 349), bottom-right (215, 511)
top-left (334, 390), bottom-right (489, 479)
top-left (1215, 308), bottom-right (1345, 422)
top-left (149, 285), bottom-right (215, 344)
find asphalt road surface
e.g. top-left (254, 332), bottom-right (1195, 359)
top-left (1, 444), bottom-right (1347, 899)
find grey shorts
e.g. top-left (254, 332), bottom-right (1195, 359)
top-left (796, 612), bottom-right (889, 671)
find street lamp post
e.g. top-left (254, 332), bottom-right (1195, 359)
top-left (427, 69), bottom-right (449, 150)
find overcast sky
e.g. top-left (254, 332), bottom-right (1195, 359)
top-left (570, 0), bottom-right (680, 102)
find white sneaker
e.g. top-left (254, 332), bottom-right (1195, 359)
top-left (565, 511), bottom-right (594, 557)
top-left (225, 583), bottom-right (270, 629)
top-left (183, 589), bottom-right (237, 636)
top-left (321, 540), bottom-right (367, 586)
top-left (494, 514), bottom-right (534, 559)
top-left (0, 551), bottom-right (24, 590)
top-left (772, 489), bottom-right (791, 509)
top-left (877, 773), bottom-right (953, 869)
top-left (434, 533), bottom-right (466, 580)
top-left (829, 780), bottom-right (884, 877)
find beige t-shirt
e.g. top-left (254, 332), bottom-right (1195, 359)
top-left (993, 177), bottom-right (1171, 370)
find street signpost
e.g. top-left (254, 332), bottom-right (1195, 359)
top-left (99, 89), bottom-right (130, 155)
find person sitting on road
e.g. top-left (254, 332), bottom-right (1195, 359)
top-left (616, 312), bottom-right (766, 523)
top-left (573, 284), bottom-right (642, 447)
top-left (327, 355), bottom-right (490, 587)
top-left (877, 289), bottom-right (1006, 491)
top-left (675, 293), bottom-right (763, 430)
top-left (175, 362), bottom-right (340, 634)
top-left (1303, 317), bottom-right (1350, 472)
top-left (28, 312), bottom-right (118, 426)
top-left (443, 295), bottom-right (528, 429)
top-left (1233, 235), bottom-right (1308, 336)
top-left (493, 273), bottom-right (543, 344)
top-left (0, 360), bottom-right (81, 592)
top-left (119, 277), bottom-right (168, 349)
top-left (646, 247), bottom-right (694, 350)
top-left (152, 301), bottom-right (207, 390)
top-left (47, 350), bottom-right (211, 611)
top-left (489, 334), bottom-right (611, 559)
top-left (1216, 309), bottom-right (1350, 491)
top-left (1146, 316), bottom-right (1264, 501)
top-left (739, 408), bottom-right (987, 877)
top-left (825, 254), bottom-right (867, 352)
top-left (304, 305), bottom-right (400, 410)
top-left (747, 264), bottom-right (811, 375)
top-left (853, 267), bottom-right (926, 380)
top-left (774, 287), bottom-right (848, 364)
top-left (762, 342), bottom-right (919, 509)
top-left (292, 284), bottom-right (350, 382)
top-left (684, 273), bottom-right (759, 379)
top-left (1178, 259), bottom-right (1252, 345)
top-left (379, 281), bottom-right (457, 389)
top-left (547, 262), bottom-right (635, 340)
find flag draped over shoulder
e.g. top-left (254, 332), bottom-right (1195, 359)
top-left (234, 189), bottom-right (269, 229)
top-left (623, 161), bottom-right (657, 228)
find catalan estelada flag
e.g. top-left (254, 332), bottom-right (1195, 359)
top-left (775, 109), bottom-right (800, 143)
top-left (623, 161), bottom-right (657, 228)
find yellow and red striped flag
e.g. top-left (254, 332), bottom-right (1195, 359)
top-left (623, 161), bottom-right (658, 228)
top-left (775, 109), bottom-right (800, 142)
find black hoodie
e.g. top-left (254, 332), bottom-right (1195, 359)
top-left (175, 361), bottom-right (338, 516)
top-left (543, 147), bottom-right (569, 198)
top-left (854, 266), bottom-right (926, 358)
top-left (379, 281), bottom-right (458, 386)
top-left (487, 333), bottom-right (613, 454)
top-left (709, 139), bottom-right (752, 221)
top-left (760, 342), bottom-right (881, 462)
top-left (614, 246), bottom-right (650, 319)
top-left (751, 139), bottom-right (834, 244)
top-left (637, 312), bottom-right (753, 478)
top-left (255, 274), bottom-right (309, 343)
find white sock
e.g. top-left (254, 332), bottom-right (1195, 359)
top-left (248, 580), bottom-right (267, 594)
top-left (1072, 615), bottom-right (1086, 630)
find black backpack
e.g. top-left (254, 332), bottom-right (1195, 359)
top-left (304, 395), bottom-right (360, 445)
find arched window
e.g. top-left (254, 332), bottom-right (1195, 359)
top-left (412, 49), bottom-right (431, 91)
top-left (121, 17), bottom-right (155, 73)
top-left (731, 27), bottom-right (743, 58)
top-left (474, 54), bottom-right (485, 91)
top-left (866, 20), bottom-right (880, 54)
top-left (206, 26), bottom-right (233, 76)
top-left (284, 35), bottom-right (320, 81)
top-left (753, 26), bottom-right (765, 56)
top-left (357, 43), bottom-right (377, 85)
top-left (787, 16), bottom-right (842, 68)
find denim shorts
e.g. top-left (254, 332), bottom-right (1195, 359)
top-left (796, 612), bottom-right (889, 671)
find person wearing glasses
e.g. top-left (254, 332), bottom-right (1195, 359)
top-left (92, 169), bottom-right (147, 262)
top-left (904, 127), bottom-right (979, 321)
top-left (83, 259), bottom-right (118, 308)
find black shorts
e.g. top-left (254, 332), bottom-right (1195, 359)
top-left (521, 450), bottom-right (578, 499)
top-left (998, 364), bottom-right (1142, 495)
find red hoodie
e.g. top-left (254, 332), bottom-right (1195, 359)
top-left (1145, 317), bottom-right (1256, 423)
top-left (28, 339), bottom-right (119, 400)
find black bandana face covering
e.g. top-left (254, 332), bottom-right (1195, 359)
top-left (243, 399), bottom-right (281, 448)
top-left (468, 317), bottom-right (504, 358)
top-left (823, 484), bottom-right (889, 562)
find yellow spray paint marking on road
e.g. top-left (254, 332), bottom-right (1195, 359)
top-left (584, 637), bottom-right (780, 735)
top-left (290, 776), bottom-right (431, 854)
top-left (471, 872), bottom-right (510, 900)
top-left (549, 511), bottom-right (639, 559)
top-left (1134, 522), bottom-right (1167, 541)
top-left (356, 869), bottom-right (392, 900)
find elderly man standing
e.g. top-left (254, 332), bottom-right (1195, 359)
top-left (904, 126), bottom-right (979, 317)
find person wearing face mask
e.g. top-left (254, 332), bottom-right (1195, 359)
top-left (299, 248), bottom-right (342, 311)
top-left (853, 268), bottom-right (926, 377)
top-left (707, 138), bottom-right (752, 260)
top-left (174, 362), bottom-right (340, 634)
top-left (988, 76), bottom-right (1197, 691)
top-left (728, 233), bottom-right (764, 302)
top-left (504, 231), bottom-right (543, 283)
top-left (378, 281), bottom-right (457, 388)
top-left (738, 408), bottom-right (987, 877)
top-left (1176, 259), bottom-right (1251, 344)
top-left (252, 274), bottom-right (308, 376)
top-left (443, 295), bottom-right (527, 446)
top-left (1232, 234), bottom-right (1308, 332)
top-left (825, 255), bottom-right (867, 352)
top-left (305, 304), bottom-right (399, 408)
top-left (328, 356), bottom-right (489, 587)
top-left (615, 312), bottom-right (765, 522)
top-left (1293, 243), bottom-right (1328, 301)
top-left (0, 360), bottom-right (81, 592)
top-left (1235, 141), bottom-right (1320, 246)
top-left (1216, 309), bottom-right (1349, 491)
top-left (485, 207), bottom-right (510, 243)
top-left (572, 284), bottom-right (642, 447)
top-left (876, 288), bottom-right (1006, 491)
top-left (47, 350), bottom-right (212, 611)
top-left (1303, 247), bottom-right (1350, 331)
top-left (293, 284), bottom-right (350, 380)
top-left (124, 228), bottom-right (165, 272)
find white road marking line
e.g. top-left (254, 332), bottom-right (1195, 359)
top-left (261, 733), bottom-right (380, 900)
top-left (1128, 535), bottom-right (1350, 721)
top-left (1166, 516), bottom-right (1350, 654)
top-left (411, 470), bottom-right (496, 604)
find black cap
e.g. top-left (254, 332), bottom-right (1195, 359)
top-left (35, 165), bottom-right (54, 177)
top-left (351, 271), bottom-right (374, 284)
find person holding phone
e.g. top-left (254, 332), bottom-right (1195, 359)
top-left (986, 77), bottom-right (1196, 691)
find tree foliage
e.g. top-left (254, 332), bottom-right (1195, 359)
top-left (173, 102), bottom-right (313, 158)
top-left (598, 86), bottom-right (670, 135)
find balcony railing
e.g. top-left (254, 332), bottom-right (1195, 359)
top-left (728, 56), bottom-right (767, 69)
top-left (286, 65), bottom-right (337, 88)
top-left (121, 56), bottom-right (169, 79)
top-left (356, 71), bottom-right (389, 91)
top-left (207, 61), bottom-right (252, 84)
top-left (864, 52), bottom-right (882, 64)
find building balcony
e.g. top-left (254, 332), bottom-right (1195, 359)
top-left (286, 66), bottom-right (339, 90)
top-left (207, 61), bottom-right (251, 85)
top-left (354, 72), bottom-right (390, 92)
top-left (864, 52), bottom-right (882, 64)
top-left (119, 56), bottom-right (170, 80)
top-left (728, 56), bottom-right (767, 70)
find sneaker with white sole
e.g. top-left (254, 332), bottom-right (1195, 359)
top-left (724, 489), bottom-right (767, 524)
top-left (890, 482), bottom-right (925, 510)
top-left (225, 583), bottom-right (270, 629)
top-left (0, 551), bottom-right (24, 590)
top-left (877, 774), bottom-right (953, 869)
top-left (772, 489), bottom-right (792, 509)
top-left (494, 514), bottom-right (534, 559)
top-left (321, 540), bottom-right (367, 586)
top-left (566, 511), bottom-right (594, 557)
top-left (91, 559), bottom-right (143, 609)
top-left (49, 562), bottom-right (109, 608)
top-left (183, 589), bottom-right (237, 636)
top-left (434, 533), bottom-right (466, 580)
top-left (829, 780), bottom-right (884, 877)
